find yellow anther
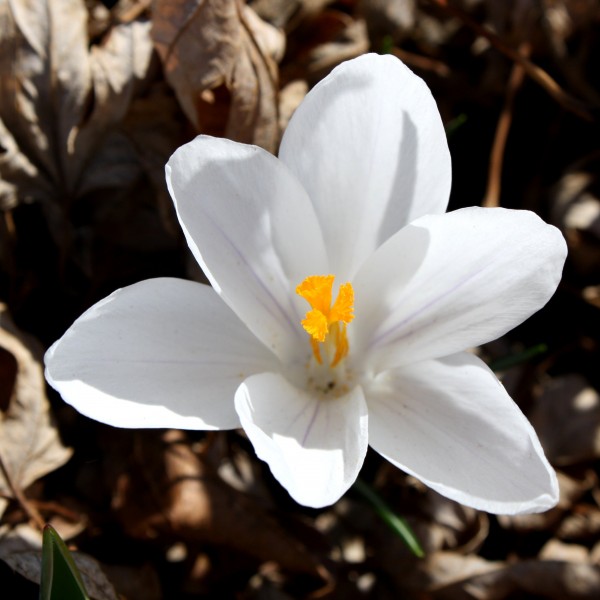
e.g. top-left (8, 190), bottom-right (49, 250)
top-left (296, 275), bottom-right (354, 367)
top-left (301, 309), bottom-right (328, 343)
top-left (296, 275), bottom-right (334, 315)
top-left (330, 282), bottom-right (354, 324)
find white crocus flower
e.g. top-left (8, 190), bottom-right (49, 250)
top-left (45, 54), bottom-right (566, 513)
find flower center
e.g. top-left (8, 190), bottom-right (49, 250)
top-left (296, 275), bottom-right (354, 368)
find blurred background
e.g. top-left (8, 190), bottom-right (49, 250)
top-left (1, 0), bottom-right (600, 597)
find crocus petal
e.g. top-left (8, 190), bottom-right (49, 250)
top-left (353, 207), bottom-right (567, 372)
top-left (166, 135), bottom-right (328, 363)
top-left (279, 53), bottom-right (451, 282)
top-left (45, 278), bottom-right (279, 430)
top-left (235, 373), bottom-right (368, 508)
top-left (366, 352), bottom-right (558, 514)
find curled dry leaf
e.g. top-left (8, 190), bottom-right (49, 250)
top-left (277, 79), bottom-right (308, 133)
top-left (0, 0), bottom-right (89, 199)
top-left (419, 488), bottom-right (489, 554)
top-left (284, 10), bottom-right (369, 82)
top-left (0, 118), bottom-right (40, 211)
top-left (250, 0), bottom-right (305, 29)
top-left (151, 0), bottom-right (284, 151)
top-left (0, 0), bottom-right (177, 251)
top-left (0, 305), bottom-right (72, 518)
top-left (112, 430), bottom-right (327, 580)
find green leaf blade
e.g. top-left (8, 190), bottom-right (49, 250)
top-left (41, 524), bottom-right (90, 600)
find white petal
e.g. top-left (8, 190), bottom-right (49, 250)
top-left (45, 278), bottom-right (279, 429)
top-left (353, 207), bottom-right (567, 371)
top-left (366, 352), bottom-right (558, 514)
top-left (166, 135), bottom-right (328, 363)
top-left (235, 373), bottom-right (368, 508)
top-left (279, 53), bottom-right (451, 281)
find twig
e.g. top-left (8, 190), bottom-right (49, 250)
top-left (392, 47), bottom-right (450, 78)
top-left (483, 42), bottom-right (529, 207)
top-left (0, 450), bottom-right (46, 531)
top-left (117, 0), bottom-right (151, 24)
top-left (426, 0), bottom-right (593, 121)
top-left (29, 500), bottom-right (83, 524)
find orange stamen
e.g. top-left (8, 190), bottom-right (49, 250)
top-left (296, 275), bottom-right (354, 367)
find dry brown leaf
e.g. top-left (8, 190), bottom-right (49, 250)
top-left (506, 560), bottom-right (600, 599)
top-left (0, 305), bottom-right (72, 517)
top-left (4, 551), bottom-right (119, 600)
top-left (540, 538), bottom-right (591, 562)
top-left (278, 79), bottom-right (308, 132)
top-left (0, 117), bottom-right (41, 211)
top-left (556, 505), bottom-right (600, 542)
top-left (244, 3), bottom-right (285, 63)
top-left (590, 539), bottom-right (600, 563)
top-left (250, 0), bottom-right (305, 29)
top-left (111, 430), bottom-right (327, 580)
top-left (0, 0), bottom-right (90, 191)
top-left (286, 11), bottom-right (369, 82)
top-left (407, 551), bottom-right (600, 599)
top-left (418, 488), bottom-right (489, 554)
top-left (348, 472), bottom-right (488, 558)
top-left (73, 18), bottom-right (161, 195)
top-left (151, 0), bottom-right (283, 151)
top-left (408, 551), bottom-right (505, 596)
top-left (0, 0), bottom-right (175, 248)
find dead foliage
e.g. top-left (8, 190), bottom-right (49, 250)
top-left (1, 0), bottom-right (600, 597)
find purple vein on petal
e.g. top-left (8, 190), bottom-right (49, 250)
top-left (379, 397), bottom-right (506, 474)
top-left (75, 358), bottom-right (245, 365)
top-left (282, 396), bottom-right (315, 436)
top-left (195, 205), bottom-right (301, 340)
top-left (302, 401), bottom-right (321, 446)
top-left (370, 265), bottom-right (487, 350)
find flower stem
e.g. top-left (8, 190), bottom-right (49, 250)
top-left (353, 478), bottom-right (425, 558)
